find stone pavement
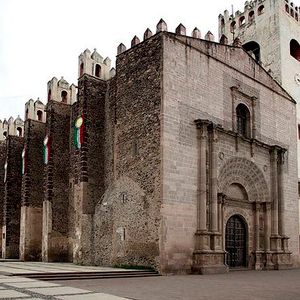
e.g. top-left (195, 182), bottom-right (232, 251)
top-left (1, 262), bottom-right (300, 300)
top-left (0, 262), bottom-right (134, 299)
top-left (0, 274), bottom-right (129, 299)
top-left (54, 269), bottom-right (300, 300)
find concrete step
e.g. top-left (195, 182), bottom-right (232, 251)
top-left (10, 270), bottom-right (160, 281)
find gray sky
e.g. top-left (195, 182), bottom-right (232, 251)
top-left (0, 0), bottom-right (244, 121)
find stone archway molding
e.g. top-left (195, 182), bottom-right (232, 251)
top-left (218, 157), bottom-right (270, 202)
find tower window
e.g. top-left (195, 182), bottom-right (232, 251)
top-left (236, 104), bottom-right (250, 138)
top-left (290, 39), bottom-right (300, 61)
top-left (80, 62), bottom-right (84, 77)
top-left (249, 11), bottom-right (255, 22)
top-left (239, 16), bottom-right (246, 26)
top-left (3, 131), bottom-right (7, 138)
top-left (37, 110), bottom-right (43, 121)
top-left (95, 64), bottom-right (101, 78)
top-left (17, 127), bottom-right (22, 137)
top-left (48, 89), bottom-right (52, 101)
top-left (258, 5), bottom-right (265, 15)
top-left (230, 21), bottom-right (236, 33)
top-left (220, 18), bottom-right (225, 27)
top-left (243, 41), bottom-right (261, 62)
top-left (25, 108), bottom-right (29, 119)
top-left (61, 90), bottom-right (68, 103)
top-left (298, 124), bottom-right (300, 139)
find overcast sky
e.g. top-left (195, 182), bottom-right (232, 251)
top-left (0, 0), bottom-right (245, 121)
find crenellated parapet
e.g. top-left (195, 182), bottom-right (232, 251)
top-left (25, 98), bottom-right (46, 123)
top-left (0, 116), bottom-right (24, 141)
top-left (47, 77), bottom-right (77, 105)
top-left (78, 48), bottom-right (113, 80)
top-left (218, 0), bottom-right (267, 41)
top-left (285, 0), bottom-right (300, 23)
top-left (116, 19), bottom-right (216, 56)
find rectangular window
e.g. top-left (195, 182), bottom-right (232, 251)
top-left (298, 125), bottom-right (300, 140)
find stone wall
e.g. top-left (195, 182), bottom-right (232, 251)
top-left (93, 34), bottom-right (163, 269)
top-left (160, 33), bottom-right (298, 273)
top-left (20, 119), bottom-right (46, 261)
top-left (69, 74), bottom-right (107, 264)
top-left (42, 100), bottom-right (71, 262)
top-left (2, 136), bottom-right (24, 258)
top-left (0, 141), bottom-right (7, 257)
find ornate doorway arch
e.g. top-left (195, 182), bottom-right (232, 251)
top-left (225, 215), bottom-right (247, 268)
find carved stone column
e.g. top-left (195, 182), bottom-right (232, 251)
top-left (193, 120), bottom-right (227, 274)
top-left (278, 150), bottom-right (285, 237)
top-left (270, 148), bottom-right (279, 236)
top-left (270, 147), bottom-right (280, 251)
top-left (210, 126), bottom-right (218, 233)
top-left (264, 202), bottom-right (274, 269)
top-left (254, 203), bottom-right (263, 270)
top-left (264, 203), bottom-right (271, 252)
top-left (198, 124), bottom-right (208, 233)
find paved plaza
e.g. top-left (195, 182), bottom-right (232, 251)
top-left (0, 262), bottom-right (300, 299)
top-left (54, 269), bottom-right (300, 300)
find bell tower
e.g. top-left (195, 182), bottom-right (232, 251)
top-left (219, 0), bottom-right (300, 177)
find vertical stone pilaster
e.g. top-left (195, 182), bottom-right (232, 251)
top-left (270, 148), bottom-right (279, 237)
top-left (278, 150), bottom-right (285, 237)
top-left (255, 203), bottom-right (260, 251)
top-left (193, 120), bottom-right (227, 275)
top-left (197, 122), bottom-right (208, 233)
top-left (209, 125), bottom-right (218, 233)
top-left (264, 202), bottom-right (271, 251)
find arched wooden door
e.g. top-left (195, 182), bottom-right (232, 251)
top-left (225, 215), bottom-right (247, 268)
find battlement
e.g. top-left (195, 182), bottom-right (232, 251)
top-left (219, 0), bottom-right (267, 39)
top-left (116, 19), bottom-right (218, 56)
top-left (285, 0), bottom-right (300, 23)
top-left (0, 116), bottom-right (24, 142)
top-left (78, 48), bottom-right (114, 80)
top-left (219, 1), bottom-right (300, 41)
top-left (47, 77), bottom-right (77, 105)
top-left (25, 98), bottom-right (46, 123)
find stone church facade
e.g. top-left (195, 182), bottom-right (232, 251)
top-left (0, 0), bottom-right (299, 274)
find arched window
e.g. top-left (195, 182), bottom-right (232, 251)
top-left (48, 89), bottom-right (52, 101)
top-left (249, 10), bottom-right (255, 22)
top-left (3, 131), bottom-right (7, 138)
top-left (80, 62), bottom-right (84, 77)
top-left (220, 18), bottom-right (225, 27)
top-left (25, 108), bottom-right (29, 119)
top-left (286, 4), bottom-right (290, 13)
top-left (95, 64), bottom-right (101, 77)
top-left (291, 9), bottom-right (295, 17)
top-left (17, 127), bottom-right (22, 137)
top-left (239, 16), bottom-right (246, 26)
top-left (37, 110), bottom-right (43, 121)
top-left (236, 104), bottom-right (250, 137)
top-left (230, 21), bottom-right (236, 33)
top-left (296, 13), bottom-right (299, 21)
top-left (290, 39), bottom-right (300, 61)
top-left (258, 5), bottom-right (265, 15)
top-left (243, 41), bottom-right (261, 62)
top-left (61, 90), bottom-right (68, 103)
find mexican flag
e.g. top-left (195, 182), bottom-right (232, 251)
top-left (74, 115), bottom-right (84, 149)
top-left (22, 147), bottom-right (26, 175)
top-left (43, 135), bottom-right (51, 165)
